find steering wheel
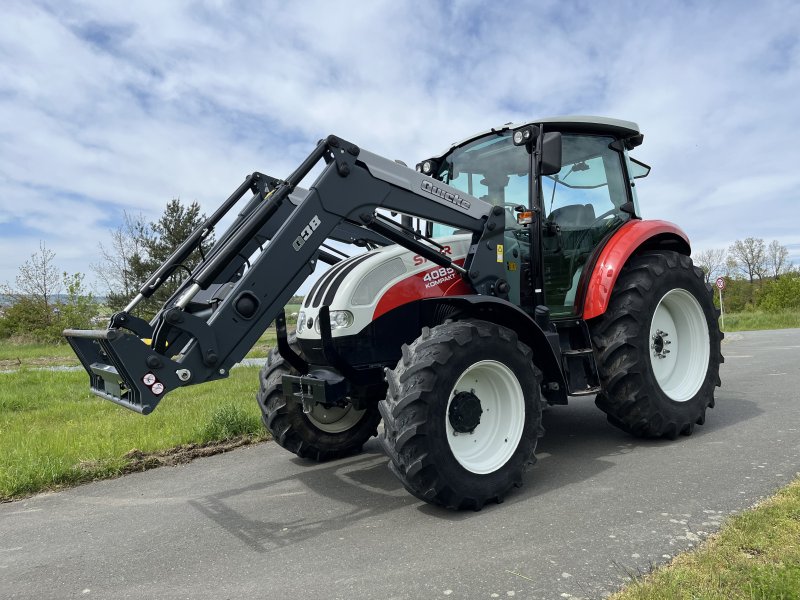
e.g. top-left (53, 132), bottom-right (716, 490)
top-left (587, 208), bottom-right (617, 228)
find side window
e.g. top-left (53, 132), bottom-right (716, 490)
top-left (541, 135), bottom-right (628, 225)
top-left (446, 171), bottom-right (488, 199)
top-left (431, 222), bottom-right (457, 237)
top-left (623, 154), bottom-right (650, 218)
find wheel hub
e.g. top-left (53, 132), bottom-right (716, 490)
top-left (651, 328), bottom-right (672, 359)
top-left (448, 390), bottom-right (483, 434)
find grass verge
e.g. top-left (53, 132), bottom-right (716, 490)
top-left (0, 366), bottom-right (268, 501)
top-left (0, 328), bottom-right (277, 370)
top-left (0, 338), bottom-right (80, 369)
top-left (722, 310), bottom-right (800, 332)
top-left (612, 477), bottom-right (800, 599)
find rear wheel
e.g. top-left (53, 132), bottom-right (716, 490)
top-left (589, 251), bottom-right (722, 438)
top-left (256, 338), bottom-right (381, 461)
top-left (380, 320), bottom-right (542, 510)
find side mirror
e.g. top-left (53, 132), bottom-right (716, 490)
top-left (540, 132), bottom-right (562, 176)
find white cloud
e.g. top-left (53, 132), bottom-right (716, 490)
top-left (1, 0), bottom-right (799, 293)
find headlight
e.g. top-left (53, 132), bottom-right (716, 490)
top-left (296, 311), bottom-right (306, 333)
top-left (331, 310), bottom-right (354, 329)
top-left (512, 126), bottom-right (535, 146)
top-left (314, 310), bottom-right (354, 332)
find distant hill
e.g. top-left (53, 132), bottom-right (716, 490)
top-left (0, 294), bottom-right (108, 307)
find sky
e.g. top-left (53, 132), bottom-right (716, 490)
top-left (1, 0), bottom-right (799, 297)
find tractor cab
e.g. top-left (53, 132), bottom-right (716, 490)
top-left (423, 116), bottom-right (650, 318)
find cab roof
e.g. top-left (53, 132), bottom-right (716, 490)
top-left (433, 116), bottom-right (641, 160)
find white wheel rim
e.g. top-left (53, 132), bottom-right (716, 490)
top-left (446, 360), bottom-right (525, 474)
top-left (306, 404), bottom-right (365, 434)
top-left (649, 288), bottom-right (710, 402)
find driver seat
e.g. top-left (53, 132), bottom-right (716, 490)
top-left (549, 203), bottom-right (595, 230)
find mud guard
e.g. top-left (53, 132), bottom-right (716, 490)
top-left (581, 220), bottom-right (690, 320)
top-left (421, 295), bottom-right (568, 405)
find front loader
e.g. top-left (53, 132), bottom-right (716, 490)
top-left (65, 117), bottom-right (722, 510)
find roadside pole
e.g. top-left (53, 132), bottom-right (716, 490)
top-left (716, 277), bottom-right (726, 330)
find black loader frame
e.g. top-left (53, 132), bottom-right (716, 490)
top-left (65, 135), bottom-right (565, 414)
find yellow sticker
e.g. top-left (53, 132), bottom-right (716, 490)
top-left (497, 244), bottom-right (503, 262)
top-left (507, 261), bottom-right (517, 271)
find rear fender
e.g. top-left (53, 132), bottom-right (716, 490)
top-left (421, 295), bottom-right (568, 404)
top-left (581, 220), bottom-right (690, 320)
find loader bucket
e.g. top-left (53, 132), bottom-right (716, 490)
top-left (63, 328), bottom-right (182, 414)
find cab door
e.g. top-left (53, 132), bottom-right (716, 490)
top-left (539, 134), bottom-right (631, 317)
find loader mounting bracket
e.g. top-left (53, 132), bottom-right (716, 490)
top-left (108, 311), bottom-right (153, 338)
top-left (276, 310), bottom-right (309, 374)
top-left (153, 307), bottom-right (221, 367)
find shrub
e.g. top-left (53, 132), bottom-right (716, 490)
top-left (760, 274), bottom-right (800, 312)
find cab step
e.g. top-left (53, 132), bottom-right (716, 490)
top-left (560, 347), bottom-right (601, 396)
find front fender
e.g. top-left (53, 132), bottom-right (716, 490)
top-left (422, 295), bottom-right (568, 404)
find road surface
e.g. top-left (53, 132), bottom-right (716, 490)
top-left (1, 329), bottom-right (798, 599)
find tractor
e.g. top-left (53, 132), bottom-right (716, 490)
top-left (65, 116), bottom-right (722, 510)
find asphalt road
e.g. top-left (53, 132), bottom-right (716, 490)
top-left (2, 329), bottom-right (799, 599)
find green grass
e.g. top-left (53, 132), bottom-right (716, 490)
top-left (0, 338), bottom-right (79, 369)
top-left (241, 304), bottom-right (302, 359)
top-left (1, 323), bottom-right (283, 368)
top-left (244, 327), bottom-right (278, 359)
top-left (0, 366), bottom-right (267, 500)
top-left (613, 478), bottom-right (800, 599)
top-left (721, 310), bottom-right (800, 333)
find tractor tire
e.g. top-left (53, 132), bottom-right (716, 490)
top-left (589, 250), bottom-right (723, 439)
top-left (256, 337), bottom-right (381, 462)
top-left (380, 320), bottom-right (542, 510)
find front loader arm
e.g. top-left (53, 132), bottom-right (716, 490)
top-left (64, 135), bottom-right (507, 414)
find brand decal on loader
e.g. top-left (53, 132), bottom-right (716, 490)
top-left (292, 215), bottom-right (322, 251)
top-left (420, 180), bottom-right (471, 210)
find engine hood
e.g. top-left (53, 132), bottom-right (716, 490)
top-left (297, 234), bottom-right (472, 339)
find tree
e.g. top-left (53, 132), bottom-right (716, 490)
top-left (92, 212), bottom-right (149, 312)
top-left (16, 241), bottom-right (61, 323)
top-left (693, 248), bottom-right (727, 284)
top-left (728, 238), bottom-right (767, 284)
top-left (766, 239), bottom-right (791, 279)
top-left (0, 241), bottom-right (61, 332)
top-left (0, 243), bottom-right (98, 342)
top-left (139, 198), bottom-right (210, 317)
top-left (57, 272), bottom-right (99, 334)
top-left (93, 198), bottom-right (210, 320)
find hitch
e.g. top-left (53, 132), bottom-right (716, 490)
top-left (281, 373), bottom-right (349, 414)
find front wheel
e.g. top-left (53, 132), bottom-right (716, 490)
top-left (256, 339), bottom-right (381, 461)
top-left (589, 251), bottom-right (723, 438)
top-left (380, 320), bottom-right (542, 510)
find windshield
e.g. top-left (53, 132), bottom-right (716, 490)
top-left (433, 132), bottom-right (530, 236)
